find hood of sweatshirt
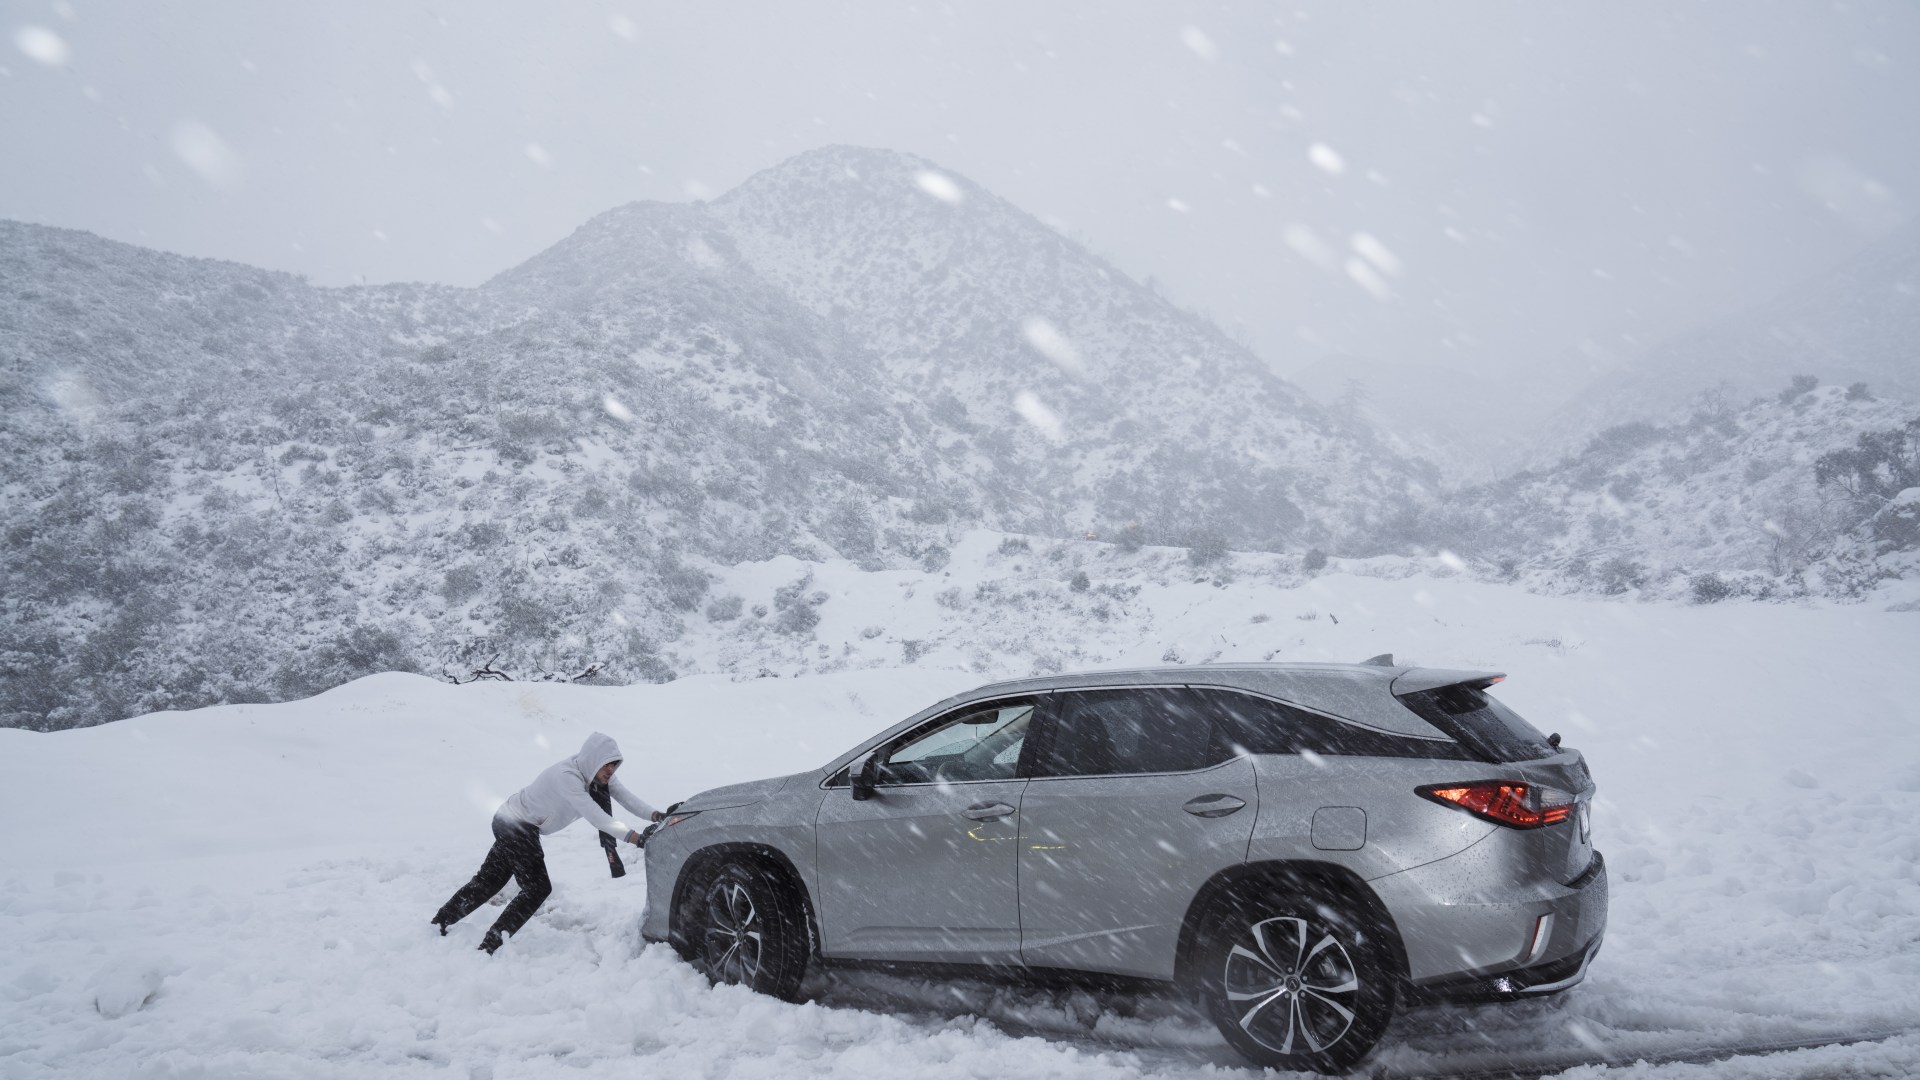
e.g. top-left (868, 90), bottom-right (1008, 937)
top-left (573, 732), bottom-right (624, 784)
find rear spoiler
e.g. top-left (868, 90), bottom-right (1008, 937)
top-left (1390, 668), bottom-right (1506, 696)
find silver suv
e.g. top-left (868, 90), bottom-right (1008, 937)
top-left (641, 660), bottom-right (1607, 1072)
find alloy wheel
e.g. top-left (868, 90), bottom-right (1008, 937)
top-left (1222, 915), bottom-right (1361, 1056)
top-left (703, 879), bottom-right (763, 984)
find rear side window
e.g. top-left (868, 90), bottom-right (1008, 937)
top-left (1398, 685), bottom-right (1556, 764)
top-left (1032, 689), bottom-right (1222, 777)
top-left (1195, 688), bottom-right (1473, 760)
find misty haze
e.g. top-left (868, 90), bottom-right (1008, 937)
top-left (2, 3), bottom-right (1917, 1077)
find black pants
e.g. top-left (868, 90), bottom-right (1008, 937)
top-left (432, 816), bottom-right (551, 943)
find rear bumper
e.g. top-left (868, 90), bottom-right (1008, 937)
top-left (1373, 847), bottom-right (1609, 987)
top-left (1406, 929), bottom-right (1603, 1005)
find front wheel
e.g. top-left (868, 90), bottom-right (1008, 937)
top-left (685, 859), bottom-right (810, 1002)
top-left (1193, 876), bottom-right (1398, 1073)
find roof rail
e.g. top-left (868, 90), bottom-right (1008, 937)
top-left (1359, 653), bottom-right (1395, 667)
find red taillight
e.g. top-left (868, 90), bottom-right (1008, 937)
top-left (1417, 781), bottom-right (1575, 829)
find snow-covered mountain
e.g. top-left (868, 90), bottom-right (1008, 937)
top-left (1526, 226), bottom-right (1920, 461)
top-left (1413, 378), bottom-right (1919, 598)
top-left (1288, 354), bottom-right (1549, 479)
top-left (1, 146), bottom-right (1419, 729)
top-left (5, 147), bottom-right (1913, 731)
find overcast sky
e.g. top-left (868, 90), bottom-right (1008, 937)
top-left (4, 1), bottom-right (1916, 393)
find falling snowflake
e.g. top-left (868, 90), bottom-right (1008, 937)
top-left (1283, 223), bottom-right (1337, 269)
top-left (14, 26), bottom-right (69, 66)
top-left (1306, 142), bottom-right (1346, 176)
top-left (1180, 26), bottom-right (1218, 61)
top-left (1012, 391), bottom-right (1064, 442)
top-left (1346, 257), bottom-right (1392, 301)
top-left (1020, 317), bottom-right (1086, 377)
top-left (1350, 232), bottom-right (1403, 277)
top-left (914, 170), bottom-right (964, 205)
top-left (411, 59), bottom-right (455, 109)
top-left (171, 121), bottom-right (243, 190)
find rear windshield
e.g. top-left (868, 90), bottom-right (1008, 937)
top-left (1398, 685), bottom-right (1556, 764)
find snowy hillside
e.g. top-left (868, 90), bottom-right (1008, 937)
top-left (1527, 225), bottom-right (1920, 462)
top-left (5, 148), bottom-right (1914, 732)
top-left (4, 572), bottom-right (1918, 1077)
top-left (1289, 354), bottom-right (1540, 480)
top-left (2, 147), bottom-right (1422, 730)
top-left (1409, 379), bottom-right (1920, 600)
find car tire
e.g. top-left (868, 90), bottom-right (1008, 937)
top-left (1192, 873), bottom-right (1397, 1074)
top-left (685, 858), bottom-right (810, 1003)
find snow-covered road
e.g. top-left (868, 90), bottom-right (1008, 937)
top-left (4, 574), bottom-right (1918, 1078)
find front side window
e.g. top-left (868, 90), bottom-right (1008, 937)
top-left (876, 700), bottom-right (1035, 785)
top-left (1031, 688), bottom-right (1223, 777)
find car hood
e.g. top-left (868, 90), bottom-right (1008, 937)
top-left (674, 772), bottom-right (801, 812)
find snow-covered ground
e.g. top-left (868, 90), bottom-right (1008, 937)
top-left (4, 569), bottom-right (1919, 1078)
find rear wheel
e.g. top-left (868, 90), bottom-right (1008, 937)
top-left (683, 858), bottom-right (810, 1002)
top-left (1192, 874), bottom-right (1397, 1073)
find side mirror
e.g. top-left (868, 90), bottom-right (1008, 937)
top-left (850, 751), bottom-right (880, 801)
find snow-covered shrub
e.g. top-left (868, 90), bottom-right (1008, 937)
top-left (1186, 529), bottom-right (1227, 566)
top-left (656, 556), bottom-right (711, 612)
top-left (904, 497), bottom-right (953, 524)
top-left (1303, 548), bottom-right (1329, 572)
top-left (1594, 556), bottom-right (1647, 595)
top-left (774, 603), bottom-right (820, 637)
top-left (1689, 573), bottom-right (1736, 604)
top-left (770, 575), bottom-right (824, 636)
top-left (704, 594), bottom-right (744, 622)
top-left (1778, 374), bottom-right (1820, 403)
top-left (440, 565), bottom-right (483, 604)
top-left (821, 499), bottom-right (877, 560)
top-left (1069, 570), bottom-right (1091, 592)
top-left (273, 624), bottom-right (417, 699)
top-left (1815, 416), bottom-right (1920, 552)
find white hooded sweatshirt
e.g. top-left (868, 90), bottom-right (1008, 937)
top-left (496, 732), bottom-right (656, 838)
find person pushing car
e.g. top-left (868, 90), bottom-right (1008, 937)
top-left (431, 732), bottom-right (662, 954)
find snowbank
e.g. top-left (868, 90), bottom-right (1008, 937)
top-left (2, 572), bottom-right (1917, 1077)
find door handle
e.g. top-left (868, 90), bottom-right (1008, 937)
top-left (1183, 794), bottom-right (1246, 819)
top-left (962, 801), bottom-right (1017, 821)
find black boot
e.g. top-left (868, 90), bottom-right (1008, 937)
top-left (479, 930), bottom-right (503, 955)
top-left (430, 917), bottom-right (449, 937)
